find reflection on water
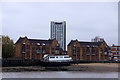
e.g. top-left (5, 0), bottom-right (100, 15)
top-left (2, 71), bottom-right (118, 78)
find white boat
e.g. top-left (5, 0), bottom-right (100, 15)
top-left (43, 54), bottom-right (72, 62)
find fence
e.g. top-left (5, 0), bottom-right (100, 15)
top-left (2, 59), bottom-right (120, 67)
top-left (2, 58), bottom-right (41, 67)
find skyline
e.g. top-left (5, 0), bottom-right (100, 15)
top-left (1, 2), bottom-right (118, 46)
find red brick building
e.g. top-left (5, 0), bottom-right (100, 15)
top-left (110, 45), bottom-right (120, 61)
top-left (67, 39), bottom-right (109, 61)
top-left (15, 36), bottom-right (63, 59)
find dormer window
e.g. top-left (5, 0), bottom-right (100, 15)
top-left (37, 43), bottom-right (40, 45)
top-left (87, 45), bottom-right (89, 47)
top-left (42, 43), bottom-right (45, 45)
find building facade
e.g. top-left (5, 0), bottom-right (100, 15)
top-left (50, 21), bottom-right (66, 51)
top-left (110, 45), bottom-right (120, 61)
top-left (67, 39), bottom-right (109, 61)
top-left (15, 36), bottom-right (63, 59)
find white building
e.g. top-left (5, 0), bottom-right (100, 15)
top-left (91, 36), bottom-right (104, 42)
top-left (50, 21), bottom-right (66, 51)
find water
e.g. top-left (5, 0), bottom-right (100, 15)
top-left (2, 71), bottom-right (118, 78)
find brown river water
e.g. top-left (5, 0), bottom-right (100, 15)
top-left (1, 71), bottom-right (119, 78)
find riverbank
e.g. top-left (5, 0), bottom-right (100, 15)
top-left (2, 63), bottom-right (119, 72)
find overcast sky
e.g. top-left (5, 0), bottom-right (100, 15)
top-left (1, 2), bottom-right (118, 46)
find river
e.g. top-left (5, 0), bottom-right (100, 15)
top-left (2, 71), bottom-right (118, 78)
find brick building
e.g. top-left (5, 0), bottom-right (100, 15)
top-left (110, 45), bottom-right (120, 61)
top-left (67, 39), bottom-right (109, 61)
top-left (15, 36), bottom-right (63, 59)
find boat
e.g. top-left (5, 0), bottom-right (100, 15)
top-left (43, 54), bottom-right (72, 62)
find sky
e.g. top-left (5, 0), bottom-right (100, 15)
top-left (1, 2), bottom-right (118, 46)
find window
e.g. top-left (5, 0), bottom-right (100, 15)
top-left (72, 46), bottom-right (76, 56)
top-left (100, 48), bottom-right (103, 53)
top-left (55, 50), bottom-right (59, 54)
top-left (42, 47), bottom-right (46, 54)
top-left (26, 45), bottom-right (30, 53)
top-left (36, 48), bottom-right (40, 54)
top-left (60, 56), bottom-right (63, 58)
top-left (55, 47), bottom-right (59, 54)
top-left (50, 56), bottom-right (55, 58)
top-left (21, 44), bottom-right (26, 53)
top-left (86, 47), bottom-right (90, 55)
top-left (92, 47), bottom-right (95, 55)
top-left (104, 47), bottom-right (108, 55)
top-left (64, 56), bottom-right (69, 58)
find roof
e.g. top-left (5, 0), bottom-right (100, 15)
top-left (15, 37), bottom-right (25, 44)
top-left (15, 36), bottom-right (55, 45)
top-left (29, 39), bottom-right (53, 44)
top-left (68, 40), bottom-right (103, 47)
top-left (68, 40), bottom-right (76, 46)
top-left (79, 41), bottom-right (103, 47)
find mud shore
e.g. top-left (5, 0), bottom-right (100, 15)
top-left (2, 63), bottom-right (119, 72)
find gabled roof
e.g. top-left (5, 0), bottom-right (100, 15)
top-left (79, 41), bottom-right (103, 47)
top-left (15, 37), bottom-right (25, 44)
top-left (28, 39), bottom-right (53, 44)
top-left (68, 40), bottom-right (103, 47)
top-left (67, 40), bottom-right (77, 46)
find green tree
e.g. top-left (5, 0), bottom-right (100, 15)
top-left (2, 36), bottom-right (15, 58)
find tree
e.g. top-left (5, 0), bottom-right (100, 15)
top-left (2, 36), bottom-right (15, 58)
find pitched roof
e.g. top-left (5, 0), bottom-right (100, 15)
top-left (79, 41), bottom-right (103, 47)
top-left (28, 39), bottom-right (54, 45)
top-left (15, 36), bottom-right (55, 45)
top-left (15, 37), bottom-right (25, 44)
top-left (68, 40), bottom-right (76, 46)
top-left (68, 40), bottom-right (103, 47)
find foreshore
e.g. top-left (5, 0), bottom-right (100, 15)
top-left (2, 63), bottom-right (119, 72)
